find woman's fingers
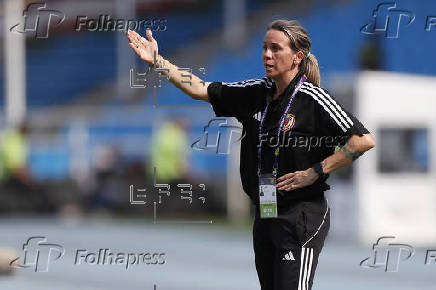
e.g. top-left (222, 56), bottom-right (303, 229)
top-left (276, 168), bottom-right (319, 192)
top-left (127, 30), bottom-right (145, 48)
top-left (129, 30), bottom-right (142, 42)
top-left (277, 172), bottom-right (296, 190)
top-left (276, 171), bottom-right (304, 191)
top-left (133, 31), bottom-right (153, 47)
top-left (126, 29), bottom-right (158, 65)
top-left (126, 30), bottom-right (136, 41)
top-left (127, 34), bottom-right (141, 51)
top-left (278, 177), bottom-right (299, 191)
top-left (276, 177), bottom-right (294, 188)
top-left (277, 172), bottom-right (295, 182)
top-left (145, 28), bottom-right (154, 43)
top-left (126, 32), bottom-right (135, 44)
top-left (283, 184), bottom-right (297, 191)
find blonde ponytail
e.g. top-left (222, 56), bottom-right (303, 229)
top-left (304, 53), bottom-right (320, 86)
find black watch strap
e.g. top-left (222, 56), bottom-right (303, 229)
top-left (312, 162), bottom-right (328, 178)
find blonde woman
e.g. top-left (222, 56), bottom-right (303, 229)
top-left (127, 19), bottom-right (375, 290)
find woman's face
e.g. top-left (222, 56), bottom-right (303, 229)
top-left (262, 29), bottom-right (297, 79)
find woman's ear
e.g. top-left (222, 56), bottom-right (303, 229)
top-left (294, 51), bottom-right (305, 65)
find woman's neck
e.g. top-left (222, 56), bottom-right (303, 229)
top-left (272, 69), bottom-right (299, 100)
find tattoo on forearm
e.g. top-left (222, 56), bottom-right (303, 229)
top-left (340, 141), bottom-right (363, 161)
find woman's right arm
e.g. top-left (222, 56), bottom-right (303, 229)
top-left (126, 29), bottom-right (210, 103)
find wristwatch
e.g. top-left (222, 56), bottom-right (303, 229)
top-left (312, 162), bottom-right (328, 179)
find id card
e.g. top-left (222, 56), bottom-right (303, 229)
top-left (258, 173), bottom-right (277, 218)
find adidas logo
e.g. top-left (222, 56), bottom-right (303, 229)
top-left (253, 111), bottom-right (262, 121)
top-left (282, 250), bottom-right (295, 261)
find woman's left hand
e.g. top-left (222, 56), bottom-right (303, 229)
top-left (276, 168), bottom-right (319, 191)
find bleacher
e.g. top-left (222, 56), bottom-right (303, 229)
top-left (14, 1), bottom-right (257, 179)
top-left (5, 0), bottom-right (436, 180)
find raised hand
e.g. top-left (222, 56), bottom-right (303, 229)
top-left (125, 28), bottom-right (210, 102)
top-left (126, 29), bottom-right (158, 65)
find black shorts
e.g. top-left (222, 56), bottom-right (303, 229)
top-left (253, 195), bottom-right (330, 290)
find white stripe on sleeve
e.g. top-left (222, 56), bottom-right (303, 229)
top-left (300, 88), bottom-right (347, 132)
top-left (301, 83), bottom-right (351, 129)
top-left (303, 82), bottom-right (354, 126)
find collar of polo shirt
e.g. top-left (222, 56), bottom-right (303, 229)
top-left (266, 70), bottom-right (304, 104)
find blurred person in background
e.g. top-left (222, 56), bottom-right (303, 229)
top-left (127, 19), bottom-right (375, 290)
top-left (85, 145), bottom-right (125, 213)
top-left (0, 122), bottom-right (30, 185)
top-left (0, 122), bottom-right (54, 214)
top-left (359, 35), bottom-right (384, 70)
top-left (151, 118), bottom-right (190, 185)
top-left (150, 118), bottom-right (193, 213)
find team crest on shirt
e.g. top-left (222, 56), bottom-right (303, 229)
top-left (282, 113), bottom-right (295, 132)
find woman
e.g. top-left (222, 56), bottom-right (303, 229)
top-left (127, 19), bottom-right (375, 290)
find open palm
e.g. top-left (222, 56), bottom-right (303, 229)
top-left (126, 29), bottom-right (158, 65)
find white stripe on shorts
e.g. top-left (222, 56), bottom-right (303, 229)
top-left (298, 247), bottom-right (314, 290)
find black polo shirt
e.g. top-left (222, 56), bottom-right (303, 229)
top-left (207, 71), bottom-right (369, 206)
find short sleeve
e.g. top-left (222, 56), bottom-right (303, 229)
top-left (300, 82), bottom-right (369, 138)
top-left (207, 78), bottom-right (270, 121)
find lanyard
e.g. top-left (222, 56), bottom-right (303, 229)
top-left (257, 75), bottom-right (307, 177)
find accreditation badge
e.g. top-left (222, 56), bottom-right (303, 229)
top-left (258, 173), bottom-right (278, 218)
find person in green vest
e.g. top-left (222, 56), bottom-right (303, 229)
top-left (0, 122), bottom-right (54, 213)
top-left (0, 122), bottom-right (30, 185)
top-left (151, 118), bottom-right (189, 184)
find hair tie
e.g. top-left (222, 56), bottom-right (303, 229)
top-left (306, 52), bottom-right (311, 59)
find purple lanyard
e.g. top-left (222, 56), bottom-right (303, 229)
top-left (257, 75), bottom-right (307, 177)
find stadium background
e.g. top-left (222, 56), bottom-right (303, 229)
top-left (0, 0), bottom-right (436, 289)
